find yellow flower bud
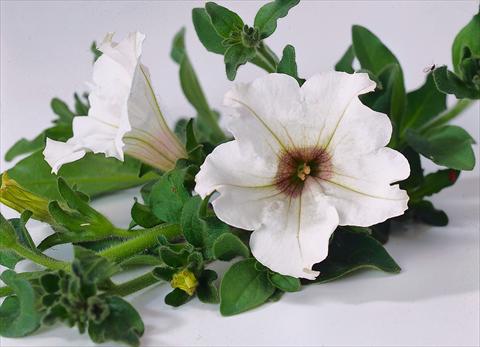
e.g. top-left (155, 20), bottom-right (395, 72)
top-left (170, 269), bottom-right (198, 296)
top-left (0, 172), bottom-right (53, 224)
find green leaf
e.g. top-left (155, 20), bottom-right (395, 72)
top-left (131, 200), bottom-right (161, 228)
top-left (7, 151), bottom-right (155, 201)
top-left (410, 169), bottom-right (459, 200)
top-left (335, 45), bottom-right (355, 73)
top-left (170, 28), bottom-right (224, 144)
top-left (268, 272), bottom-right (301, 292)
top-left (0, 270), bottom-right (41, 337)
top-left (352, 25), bottom-right (401, 76)
top-left (411, 200), bottom-right (448, 226)
top-left (254, 0), bottom-right (300, 39)
top-left (401, 146), bottom-right (424, 190)
top-left (220, 258), bottom-right (276, 316)
top-left (150, 169), bottom-right (190, 223)
top-left (452, 13), bottom-right (480, 75)
top-left (197, 269), bottom-right (219, 304)
top-left (90, 41), bottom-right (102, 62)
top-left (212, 233), bottom-right (250, 261)
top-left (180, 196), bottom-right (229, 258)
top-left (47, 178), bottom-right (115, 241)
top-left (224, 43), bottom-right (256, 80)
top-left (0, 212), bottom-right (35, 269)
top-left (88, 296), bottom-right (144, 347)
top-left (51, 98), bottom-right (74, 123)
top-left (74, 93), bottom-right (89, 115)
top-left (205, 2), bottom-right (244, 38)
top-left (72, 246), bottom-right (121, 284)
top-left (0, 213), bottom-right (17, 249)
top-left (402, 73), bottom-right (447, 134)
top-left (360, 63), bottom-right (406, 135)
top-left (433, 66), bottom-right (480, 99)
top-left (313, 228), bottom-right (400, 284)
top-left (192, 8), bottom-right (226, 54)
top-left (406, 125), bottom-right (475, 170)
top-left (4, 133), bottom-right (45, 162)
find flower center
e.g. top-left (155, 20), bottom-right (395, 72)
top-left (274, 146), bottom-right (332, 198)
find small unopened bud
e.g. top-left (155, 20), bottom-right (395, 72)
top-left (170, 269), bottom-right (198, 296)
top-left (0, 172), bottom-right (53, 224)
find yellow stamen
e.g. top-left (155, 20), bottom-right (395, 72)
top-left (297, 163), bottom-right (311, 181)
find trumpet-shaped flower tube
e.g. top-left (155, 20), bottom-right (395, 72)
top-left (195, 72), bottom-right (410, 279)
top-left (43, 32), bottom-right (186, 173)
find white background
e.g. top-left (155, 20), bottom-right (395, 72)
top-left (1, 1), bottom-right (479, 346)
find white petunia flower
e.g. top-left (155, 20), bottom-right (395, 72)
top-left (43, 32), bottom-right (186, 174)
top-left (195, 72), bottom-right (410, 279)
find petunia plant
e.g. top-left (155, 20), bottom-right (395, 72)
top-left (1, 1), bottom-right (478, 346)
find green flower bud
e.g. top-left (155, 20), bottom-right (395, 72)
top-left (1, 172), bottom-right (53, 224)
top-left (170, 269), bottom-right (198, 296)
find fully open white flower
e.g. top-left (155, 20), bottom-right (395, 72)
top-left (43, 32), bottom-right (186, 173)
top-left (195, 72), bottom-right (410, 279)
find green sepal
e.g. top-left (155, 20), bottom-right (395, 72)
top-left (165, 288), bottom-right (191, 307)
top-left (197, 269), bottom-right (219, 304)
top-left (452, 13), bottom-right (480, 75)
top-left (433, 65), bottom-right (480, 99)
top-left (277, 44), bottom-right (305, 85)
top-left (225, 43), bottom-right (256, 80)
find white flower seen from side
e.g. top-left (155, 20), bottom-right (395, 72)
top-left (195, 72), bottom-right (410, 279)
top-left (43, 32), bottom-right (186, 174)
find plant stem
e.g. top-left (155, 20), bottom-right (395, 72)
top-left (0, 286), bottom-right (13, 297)
top-left (420, 99), bottom-right (474, 132)
top-left (11, 244), bottom-right (70, 271)
top-left (255, 43), bottom-right (278, 73)
top-left (99, 224), bottom-right (181, 262)
top-left (107, 271), bottom-right (161, 297)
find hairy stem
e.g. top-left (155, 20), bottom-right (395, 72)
top-left (11, 244), bottom-right (70, 271)
top-left (107, 271), bottom-right (161, 297)
top-left (255, 43), bottom-right (278, 73)
top-left (99, 224), bottom-right (181, 262)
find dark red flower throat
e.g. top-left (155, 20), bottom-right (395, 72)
top-left (274, 146), bottom-right (332, 198)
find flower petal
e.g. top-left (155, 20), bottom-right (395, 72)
top-left (300, 71), bottom-right (377, 148)
top-left (43, 32), bottom-right (145, 172)
top-left (224, 73), bottom-right (303, 160)
top-left (195, 140), bottom-right (277, 230)
top-left (123, 64), bottom-right (186, 171)
top-left (43, 138), bottom-right (86, 174)
top-left (319, 147), bottom-right (410, 226)
top-left (250, 180), bottom-right (339, 279)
